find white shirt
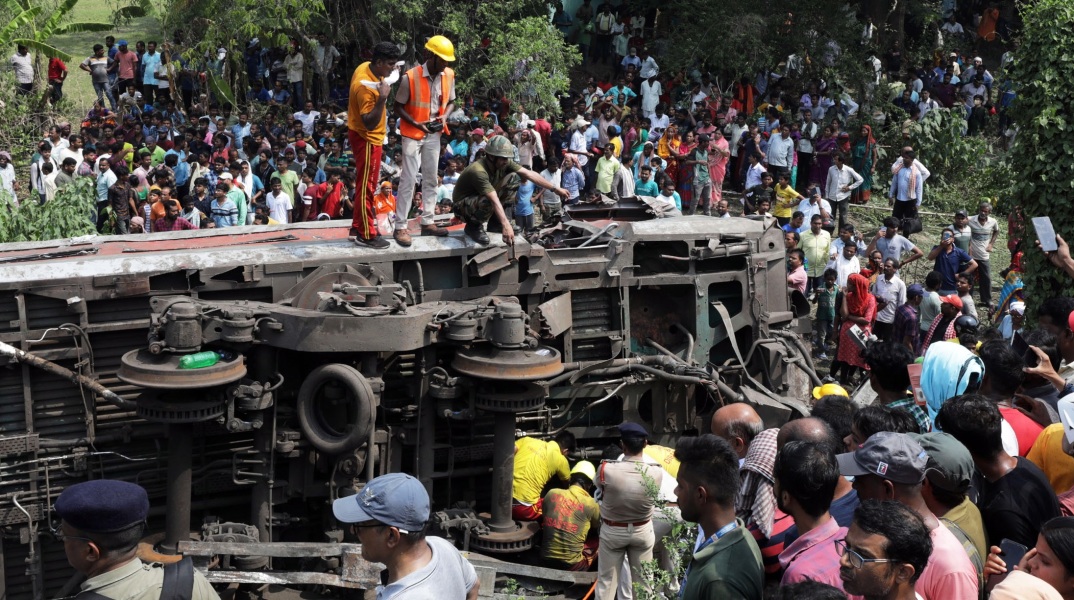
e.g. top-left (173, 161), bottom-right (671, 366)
top-left (648, 113), bottom-right (669, 141)
top-left (0, 163), bottom-right (17, 205)
top-left (292, 110), bottom-right (320, 136)
top-left (539, 168), bottom-right (562, 206)
top-left (872, 274), bottom-right (907, 324)
top-left (766, 133), bottom-right (794, 168)
top-left (825, 165), bottom-right (864, 202)
top-left (827, 254), bottom-right (861, 287)
top-left (796, 197), bottom-right (831, 222)
top-left (639, 56), bottom-right (659, 79)
top-left (96, 168), bottom-right (117, 202)
top-left (798, 121), bottom-right (818, 153)
top-left (640, 80), bottom-right (662, 116)
top-left (569, 130), bottom-right (589, 167)
top-left (267, 191), bottom-right (293, 223)
top-left (10, 52), bottom-right (33, 84)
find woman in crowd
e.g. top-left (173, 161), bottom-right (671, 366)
top-left (675, 130), bottom-right (697, 211)
top-left (810, 125), bottom-right (836, 185)
top-left (832, 273), bottom-right (875, 385)
top-left (850, 124), bottom-right (879, 205)
top-left (985, 516), bottom-right (1074, 599)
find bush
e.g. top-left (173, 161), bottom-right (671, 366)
top-left (0, 177), bottom-right (97, 243)
top-left (1005, 0), bottom-right (1074, 311)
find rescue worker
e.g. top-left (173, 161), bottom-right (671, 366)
top-left (393, 35), bottom-right (456, 246)
top-left (54, 479), bottom-right (220, 600)
top-left (347, 41), bottom-right (401, 249)
top-left (452, 135), bottom-right (569, 246)
top-left (511, 431), bottom-right (577, 521)
top-left (595, 422), bottom-right (662, 600)
top-left (540, 461), bottom-right (601, 571)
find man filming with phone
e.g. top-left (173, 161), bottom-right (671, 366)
top-left (928, 227), bottom-right (977, 296)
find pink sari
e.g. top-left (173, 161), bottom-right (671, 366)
top-left (707, 136), bottom-right (730, 203)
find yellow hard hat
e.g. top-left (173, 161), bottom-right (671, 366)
top-left (571, 460), bottom-right (596, 482)
top-left (425, 35), bottom-right (456, 62)
top-left (812, 383), bottom-right (849, 400)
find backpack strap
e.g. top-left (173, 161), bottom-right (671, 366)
top-left (160, 556), bottom-right (195, 600)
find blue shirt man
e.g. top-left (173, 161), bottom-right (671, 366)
top-left (890, 159), bottom-right (924, 205)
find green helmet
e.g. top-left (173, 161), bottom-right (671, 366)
top-left (485, 135), bottom-right (515, 159)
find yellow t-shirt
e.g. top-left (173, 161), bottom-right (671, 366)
top-left (512, 437), bottom-right (570, 505)
top-left (1027, 423), bottom-right (1074, 494)
top-left (541, 484), bottom-right (600, 564)
top-left (642, 444), bottom-right (680, 478)
top-left (774, 183), bottom-right (801, 218)
top-left (348, 62), bottom-right (387, 145)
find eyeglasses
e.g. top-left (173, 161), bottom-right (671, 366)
top-left (349, 521), bottom-right (409, 534)
top-left (48, 521), bottom-right (95, 545)
top-left (834, 538), bottom-right (896, 569)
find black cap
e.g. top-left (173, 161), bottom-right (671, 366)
top-left (56, 480), bottom-right (149, 533)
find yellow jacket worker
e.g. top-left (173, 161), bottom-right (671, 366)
top-left (512, 432), bottom-right (577, 520)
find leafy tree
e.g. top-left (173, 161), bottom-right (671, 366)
top-left (438, 0), bottom-right (579, 115)
top-left (0, 177), bottom-right (97, 243)
top-left (1005, 0), bottom-right (1074, 310)
top-left (1, 0), bottom-right (113, 63)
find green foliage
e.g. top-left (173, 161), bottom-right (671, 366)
top-left (633, 462), bottom-right (692, 600)
top-left (633, 0), bottom-right (867, 96)
top-left (0, 178), bottom-right (97, 243)
top-left (439, 7), bottom-right (580, 115)
top-left (1004, 0), bottom-right (1074, 310)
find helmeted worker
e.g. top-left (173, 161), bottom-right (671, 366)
top-left (393, 35), bottom-right (456, 247)
top-left (54, 479), bottom-right (220, 600)
top-left (452, 135), bottom-right (569, 245)
top-left (541, 461), bottom-right (601, 571)
top-left (511, 431), bottom-right (577, 521)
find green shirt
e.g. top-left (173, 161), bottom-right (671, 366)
top-left (541, 484), bottom-right (600, 564)
top-left (681, 520), bottom-right (763, 600)
top-left (453, 157), bottom-right (522, 201)
top-left (79, 557), bottom-right (220, 600)
top-left (227, 188), bottom-right (248, 225)
top-left (149, 145), bottom-right (167, 167)
top-left (595, 157), bottom-right (619, 194)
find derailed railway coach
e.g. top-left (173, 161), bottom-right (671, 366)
top-left (0, 213), bottom-right (817, 598)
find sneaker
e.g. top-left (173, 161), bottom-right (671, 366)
top-left (353, 235), bottom-right (390, 249)
top-left (393, 229), bottom-right (413, 247)
top-left (421, 224), bottom-right (448, 237)
top-left (464, 222), bottom-right (490, 245)
top-left (817, 352), bottom-right (829, 361)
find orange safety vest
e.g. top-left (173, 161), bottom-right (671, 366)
top-left (399, 65), bottom-right (454, 140)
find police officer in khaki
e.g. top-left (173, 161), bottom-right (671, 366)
top-left (55, 479), bottom-right (219, 600)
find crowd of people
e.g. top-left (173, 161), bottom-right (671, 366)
top-left (498, 236), bottom-right (1074, 600)
top-left (1, 0), bottom-right (1017, 250)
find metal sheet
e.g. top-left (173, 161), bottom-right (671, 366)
top-left (536, 292), bottom-right (572, 337)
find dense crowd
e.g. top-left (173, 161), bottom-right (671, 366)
top-left (13, 4), bottom-right (1072, 600)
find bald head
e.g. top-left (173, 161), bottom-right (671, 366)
top-left (776, 417), bottom-right (836, 451)
top-left (711, 403), bottom-right (764, 459)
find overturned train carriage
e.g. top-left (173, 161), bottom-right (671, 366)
top-left (0, 216), bottom-right (815, 598)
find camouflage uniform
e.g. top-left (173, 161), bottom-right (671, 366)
top-left (453, 172), bottom-right (521, 228)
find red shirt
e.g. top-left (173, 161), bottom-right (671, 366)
top-left (48, 58), bottom-right (67, 81)
top-left (317, 181), bottom-right (344, 218)
top-left (153, 217), bottom-right (197, 231)
top-left (999, 406), bottom-right (1045, 456)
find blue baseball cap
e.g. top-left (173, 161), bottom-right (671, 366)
top-left (332, 473), bottom-right (429, 532)
top-left (118, 40), bottom-right (128, 46)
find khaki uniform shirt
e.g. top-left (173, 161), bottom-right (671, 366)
top-left (79, 558), bottom-right (220, 600)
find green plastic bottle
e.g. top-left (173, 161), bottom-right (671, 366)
top-left (178, 350), bottom-right (235, 369)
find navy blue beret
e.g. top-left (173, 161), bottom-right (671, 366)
top-left (55, 480), bottom-right (149, 533)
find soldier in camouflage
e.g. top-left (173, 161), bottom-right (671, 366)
top-left (452, 135), bottom-right (569, 245)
